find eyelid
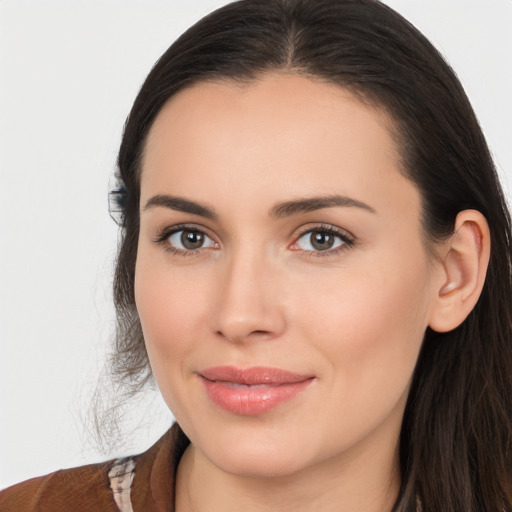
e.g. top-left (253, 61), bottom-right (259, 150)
top-left (153, 223), bottom-right (219, 254)
top-left (289, 223), bottom-right (356, 255)
top-left (152, 222), bottom-right (355, 257)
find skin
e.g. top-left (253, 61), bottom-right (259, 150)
top-left (135, 73), bottom-right (453, 512)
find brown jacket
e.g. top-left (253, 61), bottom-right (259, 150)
top-left (0, 424), bottom-right (190, 512)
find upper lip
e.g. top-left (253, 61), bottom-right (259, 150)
top-left (199, 366), bottom-right (314, 385)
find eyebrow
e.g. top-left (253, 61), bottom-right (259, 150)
top-left (143, 193), bottom-right (376, 219)
top-left (144, 194), bottom-right (217, 219)
top-left (270, 195), bottom-right (376, 218)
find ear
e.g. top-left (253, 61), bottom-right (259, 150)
top-left (428, 210), bottom-right (490, 333)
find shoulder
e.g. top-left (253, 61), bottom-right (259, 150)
top-left (0, 460), bottom-right (116, 512)
top-left (0, 423), bottom-right (189, 512)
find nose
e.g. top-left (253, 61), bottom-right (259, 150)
top-left (211, 249), bottom-right (286, 344)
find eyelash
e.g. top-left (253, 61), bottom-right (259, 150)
top-left (153, 223), bottom-right (355, 257)
top-left (153, 224), bottom-right (217, 257)
top-left (291, 224), bottom-right (355, 257)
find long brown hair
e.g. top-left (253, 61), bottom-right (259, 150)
top-left (108, 1), bottom-right (512, 509)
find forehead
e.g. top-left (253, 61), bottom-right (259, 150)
top-left (143, 73), bottom-right (398, 166)
top-left (140, 73), bottom-right (418, 223)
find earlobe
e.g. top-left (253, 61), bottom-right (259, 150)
top-left (428, 210), bottom-right (490, 333)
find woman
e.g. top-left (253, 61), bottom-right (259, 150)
top-left (1, 0), bottom-right (511, 510)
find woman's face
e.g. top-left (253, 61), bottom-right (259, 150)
top-left (135, 74), bottom-right (443, 478)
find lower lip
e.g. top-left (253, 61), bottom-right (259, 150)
top-left (200, 377), bottom-right (314, 415)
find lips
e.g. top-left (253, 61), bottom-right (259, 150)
top-left (198, 366), bottom-right (315, 415)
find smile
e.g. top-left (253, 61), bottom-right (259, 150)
top-left (198, 366), bottom-right (315, 416)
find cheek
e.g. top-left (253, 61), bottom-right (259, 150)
top-left (134, 254), bottom-right (210, 392)
top-left (293, 252), bottom-right (432, 395)
top-left (134, 259), bottom-right (217, 427)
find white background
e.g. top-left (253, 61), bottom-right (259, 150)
top-left (1, 0), bottom-right (511, 490)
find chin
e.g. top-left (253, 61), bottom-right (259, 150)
top-left (196, 425), bottom-right (317, 478)
top-left (211, 448), bottom-right (307, 479)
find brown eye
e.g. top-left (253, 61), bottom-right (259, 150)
top-left (167, 229), bottom-right (216, 251)
top-left (310, 231), bottom-right (335, 251)
top-left (295, 228), bottom-right (348, 253)
top-left (181, 230), bottom-right (204, 249)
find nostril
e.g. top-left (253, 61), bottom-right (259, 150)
top-left (215, 328), bottom-right (276, 343)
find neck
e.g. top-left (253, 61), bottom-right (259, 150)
top-left (175, 428), bottom-right (401, 512)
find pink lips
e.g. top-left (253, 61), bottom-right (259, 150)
top-left (199, 366), bottom-right (315, 415)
